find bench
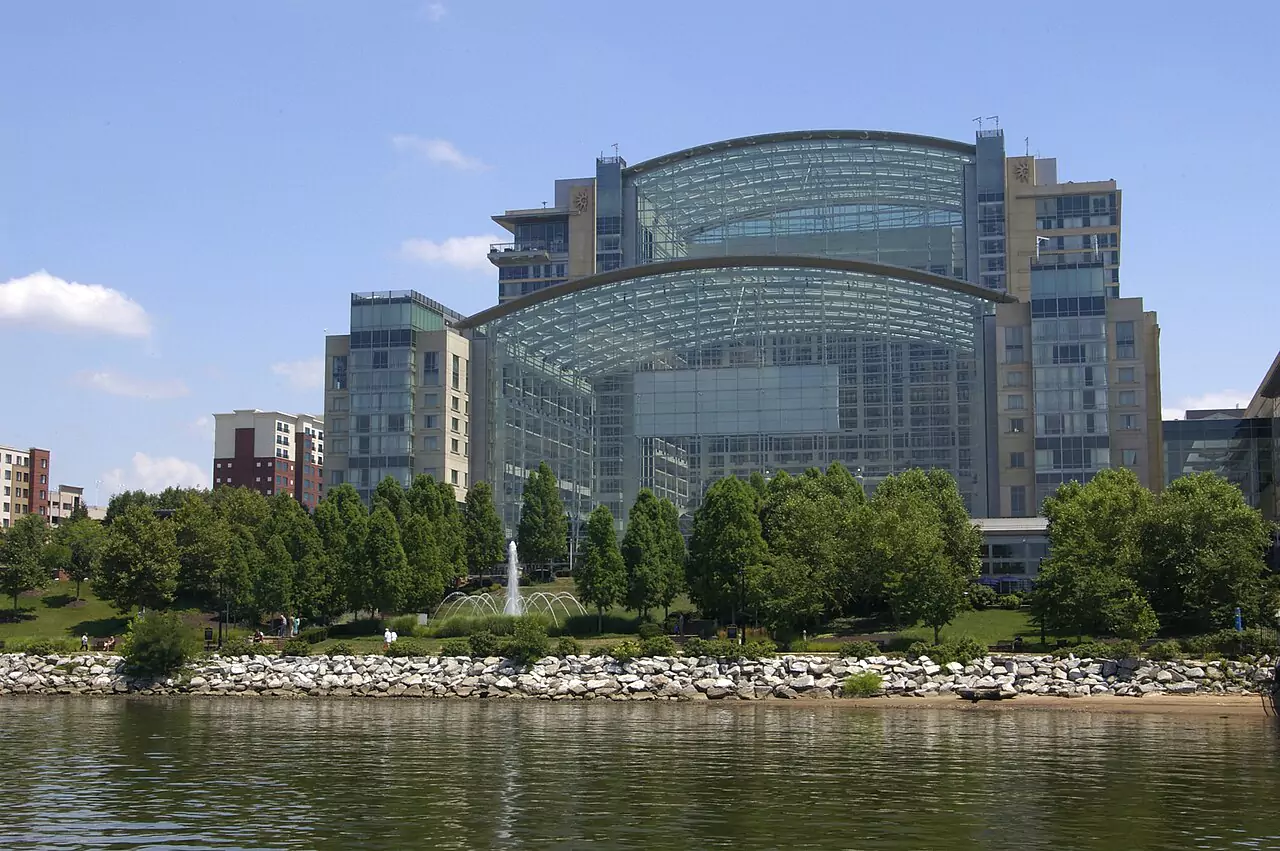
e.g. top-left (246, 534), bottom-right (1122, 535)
top-left (90, 639), bottom-right (116, 652)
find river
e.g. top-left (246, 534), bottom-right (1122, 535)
top-left (2, 697), bottom-right (1279, 849)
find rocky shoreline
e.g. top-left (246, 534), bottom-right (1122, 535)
top-left (2, 651), bottom-right (1274, 700)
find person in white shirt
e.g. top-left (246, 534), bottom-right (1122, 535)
top-left (383, 628), bottom-right (393, 651)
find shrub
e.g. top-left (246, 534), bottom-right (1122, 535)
top-left (505, 618), bottom-right (550, 665)
top-left (742, 639), bottom-right (778, 660)
top-left (840, 640), bottom-right (883, 660)
top-left (387, 615), bottom-right (420, 638)
top-left (122, 612), bottom-right (195, 678)
top-left (554, 636), bottom-right (582, 657)
top-left (439, 638), bottom-right (471, 656)
top-left (905, 641), bottom-right (931, 661)
top-left (468, 629), bottom-right (501, 658)
top-left (327, 641), bottom-right (356, 656)
top-left (968, 584), bottom-right (998, 611)
top-left (1185, 628), bottom-right (1280, 659)
top-left (16, 638), bottom-right (77, 655)
top-left (1145, 639), bottom-right (1184, 661)
top-left (609, 639), bottom-right (642, 662)
top-left (282, 639), bottom-right (310, 657)
top-left (299, 626), bottom-right (329, 645)
top-left (948, 636), bottom-right (987, 665)
top-left (1052, 640), bottom-right (1138, 660)
top-left (328, 618), bottom-right (384, 638)
top-left (786, 638), bottom-right (809, 653)
top-left (998, 594), bottom-right (1022, 610)
top-left (215, 638), bottom-right (255, 658)
top-left (842, 671), bottom-right (884, 697)
top-left (562, 613), bottom-right (641, 637)
top-left (386, 638), bottom-right (428, 658)
top-left (637, 622), bottom-right (664, 640)
top-left (640, 634), bottom-right (677, 657)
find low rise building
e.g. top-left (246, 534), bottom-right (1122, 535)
top-left (213, 410), bottom-right (325, 508)
top-left (1, 444), bottom-right (51, 527)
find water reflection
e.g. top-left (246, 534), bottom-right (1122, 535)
top-left (1, 698), bottom-right (1277, 850)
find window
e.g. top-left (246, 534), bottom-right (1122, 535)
top-left (1004, 326), bottom-right (1025, 364)
top-left (422, 393), bottom-right (439, 408)
top-left (451, 417), bottom-right (459, 432)
top-left (331, 355), bottom-right (348, 390)
top-left (1118, 390), bottom-right (1137, 407)
top-left (1010, 486), bottom-right (1028, 517)
top-left (1010, 452), bottom-right (1026, 468)
top-left (423, 435), bottom-right (438, 451)
top-left (1122, 449), bottom-right (1138, 466)
top-left (1120, 414), bottom-right (1139, 430)
top-left (1118, 367), bottom-right (1135, 384)
top-left (1006, 371), bottom-right (1025, 387)
top-left (40, 458), bottom-right (47, 469)
top-left (373, 350), bottom-right (388, 370)
top-left (451, 438), bottom-right (459, 453)
top-left (451, 396), bottom-right (460, 412)
top-left (39, 475), bottom-right (46, 485)
top-left (463, 442), bottom-right (469, 456)
top-left (421, 414), bottom-right (439, 429)
top-left (1115, 320), bottom-right (1136, 360)
top-left (451, 354), bottom-right (461, 391)
top-left (423, 351), bottom-right (440, 385)
top-left (451, 469), bottom-right (459, 485)
top-left (1007, 394), bottom-right (1025, 411)
top-left (1009, 418), bottom-right (1025, 434)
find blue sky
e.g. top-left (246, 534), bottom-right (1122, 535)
top-left (2, 1), bottom-right (1277, 500)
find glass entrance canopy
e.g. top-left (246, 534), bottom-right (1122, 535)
top-left (463, 256), bottom-right (1010, 530)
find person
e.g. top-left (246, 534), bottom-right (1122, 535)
top-left (383, 627), bottom-right (393, 651)
top-left (253, 630), bottom-right (264, 644)
top-left (103, 636), bottom-right (116, 652)
top-left (292, 616), bottom-right (302, 637)
top-left (81, 634), bottom-right (89, 651)
top-left (389, 630), bottom-right (398, 645)
top-left (278, 614), bottom-right (287, 638)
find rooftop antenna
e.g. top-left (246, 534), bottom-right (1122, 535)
top-left (972, 116), bottom-right (984, 131)
top-left (985, 115), bottom-right (999, 130)
top-left (611, 142), bottom-right (619, 157)
top-left (541, 201), bottom-right (547, 208)
top-left (1024, 137), bottom-right (1030, 156)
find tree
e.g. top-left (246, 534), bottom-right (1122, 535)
top-left (58, 517), bottom-right (104, 600)
top-left (173, 494), bottom-right (229, 606)
top-left (434, 479), bottom-right (467, 583)
top-left (253, 535), bottom-right (294, 619)
top-left (575, 505), bottom-right (626, 631)
top-left (263, 493), bottom-right (329, 620)
top-left (1136, 472), bottom-right (1272, 632)
top-left (621, 490), bottom-right (664, 619)
top-left (323, 483), bottom-right (369, 616)
top-left (463, 481), bottom-right (505, 580)
top-left (1104, 590), bottom-right (1160, 642)
top-left (0, 514), bottom-right (49, 611)
top-left (103, 490), bottom-right (157, 525)
top-left (97, 504), bottom-right (180, 612)
top-left (1030, 469), bottom-right (1152, 640)
top-left (871, 471), bottom-right (976, 643)
top-left (401, 512), bottom-right (446, 613)
top-left (209, 486), bottom-right (271, 539)
top-left (372, 476), bottom-right (409, 524)
top-left (656, 498), bottom-right (687, 619)
top-left (687, 476), bottom-right (767, 623)
top-left (517, 462), bottom-right (567, 580)
top-left (365, 505), bottom-right (409, 615)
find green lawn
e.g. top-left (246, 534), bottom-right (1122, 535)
top-left (809, 608), bottom-right (1075, 652)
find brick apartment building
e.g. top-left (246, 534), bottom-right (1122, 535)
top-left (1, 444), bottom-right (51, 528)
top-left (213, 410), bottom-right (325, 508)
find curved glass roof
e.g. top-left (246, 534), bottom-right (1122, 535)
top-left (467, 257), bottom-right (1009, 381)
top-left (625, 131), bottom-right (975, 243)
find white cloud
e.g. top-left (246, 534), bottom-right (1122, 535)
top-left (271, 357), bottom-right (324, 391)
top-left (0, 270), bottom-right (152, 337)
top-left (187, 415), bottom-right (213, 436)
top-left (73, 370), bottom-right (189, 399)
top-left (1162, 390), bottom-right (1250, 421)
top-left (422, 2), bottom-right (447, 22)
top-left (104, 452), bottom-right (207, 494)
top-left (391, 135), bottom-right (487, 171)
top-left (400, 235), bottom-right (501, 271)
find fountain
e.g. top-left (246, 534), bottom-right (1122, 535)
top-left (429, 540), bottom-right (588, 625)
top-left (503, 540), bottom-right (522, 616)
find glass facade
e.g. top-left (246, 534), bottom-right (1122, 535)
top-left (1163, 414), bottom-right (1274, 510)
top-left (473, 259), bottom-right (1001, 532)
top-left (625, 132), bottom-right (975, 278)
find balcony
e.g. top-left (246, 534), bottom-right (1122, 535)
top-left (487, 240), bottom-right (565, 265)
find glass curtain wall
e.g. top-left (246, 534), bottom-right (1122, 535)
top-left (475, 261), bottom-right (998, 532)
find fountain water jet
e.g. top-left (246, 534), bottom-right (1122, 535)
top-left (504, 540), bottom-right (522, 616)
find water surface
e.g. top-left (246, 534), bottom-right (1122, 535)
top-left (3, 697), bottom-right (1278, 849)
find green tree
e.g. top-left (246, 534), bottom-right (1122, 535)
top-left (210, 486), bottom-right (271, 540)
top-left (365, 505), bottom-right (409, 615)
top-left (575, 505), bottom-right (626, 631)
top-left (401, 512), bottom-right (446, 613)
top-left (621, 490), bottom-right (664, 618)
top-left (58, 517), bottom-right (105, 600)
top-left (871, 471), bottom-right (976, 643)
top-left (0, 514), bottom-right (50, 611)
top-left (517, 462), bottom-right (567, 580)
top-left (172, 494), bottom-right (229, 606)
top-left (656, 498), bottom-right (687, 618)
top-left (253, 535), bottom-right (294, 619)
top-left (1104, 590), bottom-right (1160, 642)
top-left (97, 504), bottom-right (180, 612)
top-left (103, 490), bottom-right (157, 525)
top-left (1136, 472), bottom-right (1272, 632)
top-left (463, 481), bottom-right (505, 580)
top-left (435, 479), bottom-right (467, 583)
top-left (687, 476), bottom-right (767, 624)
top-left (372, 476), bottom-right (409, 524)
top-left (1030, 469), bottom-right (1152, 640)
top-left (263, 493), bottom-right (329, 620)
top-left (218, 527), bottom-right (259, 621)
top-left (324, 483), bottom-right (370, 616)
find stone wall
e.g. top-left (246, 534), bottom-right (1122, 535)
top-left (0, 652), bottom-right (1273, 700)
